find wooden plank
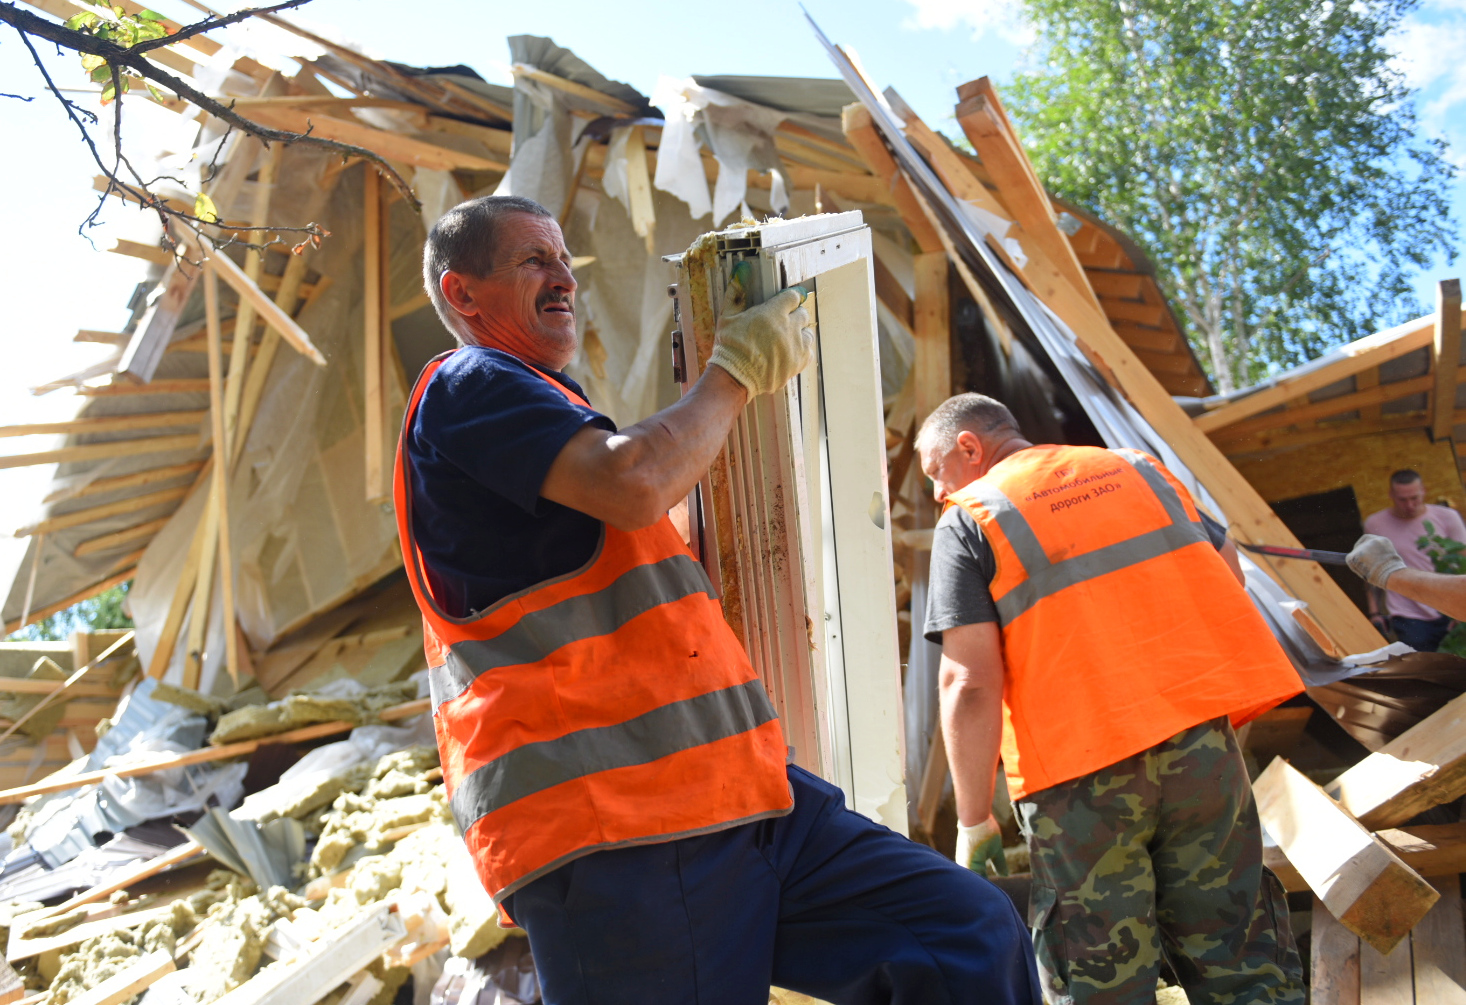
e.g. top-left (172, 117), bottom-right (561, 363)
top-left (510, 62), bottom-right (636, 115)
top-left (16, 486), bottom-right (188, 538)
top-left (1217, 413), bottom-right (1432, 459)
top-left (1413, 875), bottom-right (1466, 1003)
top-left (241, 105), bottom-right (507, 173)
top-left (0, 698), bottom-right (429, 805)
top-left (1111, 323), bottom-right (1180, 353)
top-left (1194, 317), bottom-right (1444, 433)
top-left (0, 678), bottom-right (119, 698)
top-left (363, 167), bottom-right (387, 503)
top-left (206, 248), bottom-right (326, 367)
top-left (76, 380), bottom-right (211, 397)
top-left (205, 267), bottom-right (239, 687)
top-left (26, 841), bottom-right (203, 924)
top-left (145, 481), bottom-right (212, 679)
top-left (0, 957), bottom-right (21, 1005)
top-left (841, 105), bottom-right (944, 254)
top-left (1132, 349), bottom-right (1196, 375)
top-left (1312, 895), bottom-right (1362, 1005)
top-left (1254, 758), bottom-right (1438, 955)
top-left (1212, 374), bottom-right (1436, 441)
top-left (1433, 279), bottom-right (1463, 442)
top-left (73, 517), bottom-right (171, 557)
top-left (0, 632), bottom-right (132, 746)
top-left (0, 410), bottom-right (207, 439)
top-left (871, 253), bottom-right (913, 331)
top-left (45, 462), bottom-right (203, 504)
top-left (233, 249), bottom-right (313, 466)
top-left (74, 330), bottom-right (129, 346)
top-left (7, 905), bottom-right (174, 960)
top-left (1330, 690), bottom-right (1466, 830)
top-left (1269, 823), bottom-right (1466, 892)
top-left (0, 434), bottom-right (200, 471)
top-left (210, 903), bottom-right (406, 1005)
top-left (223, 144), bottom-right (281, 452)
top-left (1360, 937), bottom-right (1415, 1005)
top-left (912, 253), bottom-right (950, 424)
top-left (1098, 297), bottom-right (1167, 328)
top-left (108, 239), bottom-right (170, 266)
top-left (955, 92), bottom-right (1098, 309)
top-left (2, 567), bottom-right (136, 635)
top-left (624, 126), bottom-right (656, 252)
top-left (1085, 271), bottom-right (1147, 300)
top-left (66, 950), bottom-right (174, 1005)
top-left (916, 727), bottom-right (947, 837)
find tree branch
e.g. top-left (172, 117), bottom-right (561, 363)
top-left (0, 1), bottom-right (420, 210)
top-left (130, 0), bottom-right (313, 52)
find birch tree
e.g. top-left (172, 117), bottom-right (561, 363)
top-left (1007, 0), bottom-right (1457, 392)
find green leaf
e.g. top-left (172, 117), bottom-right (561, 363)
top-left (146, 83), bottom-right (165, 103)
top-left (194, 192), bottom-right (218, 223)
top-left (64, 11), bottom-right (99, 30)
top-left (100, 81), bottom-right (115, 104)
top-left (90, 63), bottom-right (112, 83)
top-left (80, 53), bottom-right (105, 71)
top-left (137, 9), bottom-right (165, 20)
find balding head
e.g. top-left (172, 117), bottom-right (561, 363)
top-left (916, 393), bottom-right (1030, 504)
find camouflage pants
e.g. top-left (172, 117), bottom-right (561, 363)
top-left (1015, 717), bottom-right (1305, 1005)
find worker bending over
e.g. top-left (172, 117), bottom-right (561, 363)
top-left (395, 196), bottom-right (1039, 1005)
top-left (1349, 534), bottom-right (1466, 623)
top-left (916, 393), bottom-right (1305, 1005)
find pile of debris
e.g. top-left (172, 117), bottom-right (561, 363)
top-left (0, 634), bottom-right (542, 1005)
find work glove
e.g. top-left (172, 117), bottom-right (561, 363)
top-left (955, 816), bottom-right (1008, 878)
top-left (708, 260), bottom-right (815, 398)
top-left (1348, 534), bottom-right (1407, 589)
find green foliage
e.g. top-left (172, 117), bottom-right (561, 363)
top-left (63, 6), bottom-right (173, 104)
top-left (7, 582), bottom-right (134, 643)
top-left (1006, 0), bottom-right (1457, 392)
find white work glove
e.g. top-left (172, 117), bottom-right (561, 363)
top-left (955, 816), bottom-right (1008, 877)
top-left (708, 260), bottom-right (815, 397)
top-left (1348, 534), bottom-right (1407, 589)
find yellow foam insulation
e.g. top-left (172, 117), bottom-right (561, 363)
top-left (0, 658), bottom-right (69, 742)
top-left (210, 682), bottom-right (418, 745)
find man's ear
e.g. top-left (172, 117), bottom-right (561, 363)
top-left (440, 270), bottom-right (477, 318)
top-left (955, 429), bottom-right (984, 465)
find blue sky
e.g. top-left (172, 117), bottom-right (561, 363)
top-left (0, 0), bottom-right (1460, 431)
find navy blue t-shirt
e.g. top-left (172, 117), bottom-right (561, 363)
top-left (406, 346), bottom-right (615, 618)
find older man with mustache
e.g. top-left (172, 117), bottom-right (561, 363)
top-left (392, 195), bottom-right (1040, 1005)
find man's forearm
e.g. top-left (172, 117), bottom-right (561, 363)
top-left (1386, 568), bottom-right (1466, 621)
top-left (541, 364), bottom-right (747, 529)
top-left (938, 652), bottom-right (1005, 827)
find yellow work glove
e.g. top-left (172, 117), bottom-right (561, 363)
top-left (1348, 534), bottom-right (1407, 589)
top-left (708, 260), bottom-right (815, 397)
top-left (955, 816), bottom-right (1008, 878)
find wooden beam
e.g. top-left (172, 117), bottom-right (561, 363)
top-left (64, 951), bottom-right (174, 1005)
top-left (233, 249), bottom-right (313, 467)
top-left (206, 247), bottom-right (327, 367)
top-left (913, 253), bottom-right (951, 425)
top-left (2, 567), bottom-right (136, 635)
top-left (1268, 822), bottom-right (1466, 892)
top-left (1311, 896), bottom-right (1361, 1005)
top-left (0, 698), bottom-right (427, 805)
top-left (1194, 316), bottom-right (1445, 433)
top-left (44, 462), bottom-right (204, 504)
top-left (73, 517), bottom-right (170, 557)
top-left (1432, 279), bottom-right (1463, 441)
top-left (510, 63), bottom-right (637, 115)
top-left (1211, 374), bottom-right (1436, 441)
top-left (955, 91), bottom-right (1098, 310)
top-left (15, 485), bottom-right (188, 538)
top-left (1110, 323), bottom-right (1180, 353)
top-left (223, 143), bottom-right (281, 452)
top-left (871, 254), bottom-right (914, 332)
top-left (1098, 297), bottom-right (1167, 328)
top-left (0, 410), bottom-right (207, 439)
top-left (1412, 875), bottom-right (1466, 1003)
top-left (841, 105), bottom-right (944, 254)
top-left (107, 239), bottom-right (170, 266)
top-left (1329, 690), bottom-right (1466, 830)
top-left (7, 905), bottom-right (175, 961)
top-left (1132, 349), bottom-right (1197, 375)
top-left (0, 434), bottom-right (201, 471)
top-left (1217, 413), bottom-right (1433, 459)
top-left (363, 167), bottom-right (387, 503)
top-left (0, 678), bottom-right (120, 698)
top-left (1254, 758), bottom-right (1438, 955)
top-left (242, 105), bottom-right (508, 172)
top-left (205, 266), bottom-right (240, 688)
top-left (75, 380), bottom-right (211, 397)
top-left (1084, 271), bottom-right (1146, 300)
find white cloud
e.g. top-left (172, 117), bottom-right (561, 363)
top-left (901, 0), bottom-right (1033, 45)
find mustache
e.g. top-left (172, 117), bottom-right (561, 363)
top-left (537, 292), bottom-right (573, 311)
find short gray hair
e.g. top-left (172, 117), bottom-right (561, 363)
top-left (422, 195), bottom-right (553, 344)
top-left (915, 393), bottom-right (1021, 456)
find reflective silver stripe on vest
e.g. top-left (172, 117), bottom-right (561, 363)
top-left (976, 449), bottom-right (1209, 625)
top-left (448, 678), bottom-right (777, 829)
top-left (428, 554), bottom-right (716, 711)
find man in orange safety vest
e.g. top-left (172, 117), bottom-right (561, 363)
top-left (916, 392), bottom-right (1306, 1005)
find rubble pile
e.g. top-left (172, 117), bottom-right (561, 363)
top-left (0, 651), bottom-right (537, 1005)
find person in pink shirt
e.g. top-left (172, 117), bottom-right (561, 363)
top-left (1362, 469), bottom-right (1466, 651)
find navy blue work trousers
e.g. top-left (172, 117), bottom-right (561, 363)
top-left (502, 765), bottom-right (1042, 1005)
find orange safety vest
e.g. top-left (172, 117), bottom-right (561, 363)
top-left (395, 350), bottom-right (793, 905)
top-left (946, 444), bottom-right (1301, 799)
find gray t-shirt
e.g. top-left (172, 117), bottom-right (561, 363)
top-left (923, 506), bottom-right (1228, 644)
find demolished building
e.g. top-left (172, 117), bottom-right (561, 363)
top-left (0, 4), bottom-right (1463, 1004)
